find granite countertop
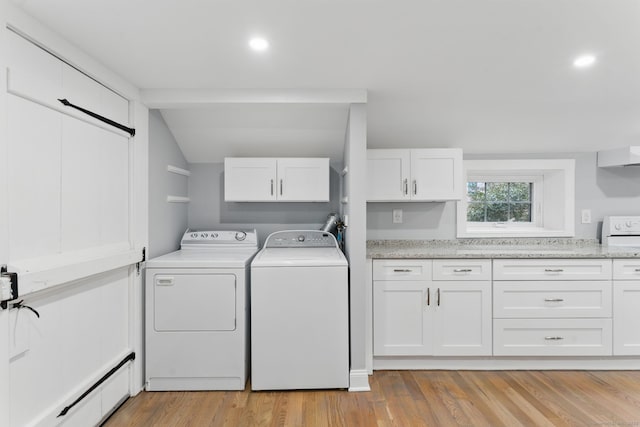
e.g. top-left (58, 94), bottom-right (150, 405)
top-left (367, 238), bottom-right (640, 259)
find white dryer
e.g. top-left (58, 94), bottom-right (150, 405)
top-left (250, 230), bottom-right (349, 390)
top-left (145, 229), bottom-right (258, 391)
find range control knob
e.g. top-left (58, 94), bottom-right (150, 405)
top-left (615, 224), bottom-right (622, 231)
top-left (297, 235), bottom-right (306, 242)
top-left (235, 231), bottom-right (247, 241)
top-left (626, 221), bottom-right (633, 228)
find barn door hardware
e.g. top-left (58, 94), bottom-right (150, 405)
top-left (57, 98), bottom-right (136, 137)
top-left (0, 264), bottom-right (19, 310)
top-left (58, 352), bottom-right (136, 417)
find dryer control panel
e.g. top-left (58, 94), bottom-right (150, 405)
top-left (181, 229), bottom-right (258, 248)
top-left (264, 230), bottom-right (338, 248)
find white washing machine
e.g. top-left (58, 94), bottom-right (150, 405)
top-left (250, 230), bottom-right (349, 390)
top-left (145, 229), bottom-right (258, 391)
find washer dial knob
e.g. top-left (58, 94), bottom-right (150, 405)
top-left (297, 235), bottom-right (306, 242)
top-left (235, 231), bottom-right (247, 241)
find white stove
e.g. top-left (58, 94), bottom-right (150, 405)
top-left (145, 229), bottom-right (258, 391)
top-left (602, 216), bottom-right (640, 246)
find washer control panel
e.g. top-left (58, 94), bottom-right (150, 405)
top-left (264, 230), bottom-right (338, 248)
top-left (180, 229), bottom-right (258, 248)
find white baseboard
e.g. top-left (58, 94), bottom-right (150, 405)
top-left (373, 356), bottom-right (640, 371)
top-left (348, 369), bottom-right (371, 392)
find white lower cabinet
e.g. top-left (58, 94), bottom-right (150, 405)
top-left (613, 259), bottom-right (640, 355)
top-left (373, 259), bottom-right (492, 356)
top-left (373, 257), bottom-right (639, 362)
top-left (493, 259), bottom-right (613, 357)
top-left (493, 318), bottom-right (612, 356)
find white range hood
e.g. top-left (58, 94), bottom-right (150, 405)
top-left (597, 146), bottom-right (640, 167)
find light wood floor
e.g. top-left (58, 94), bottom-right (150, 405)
top-left (103, 370), bottom-right (640, 426)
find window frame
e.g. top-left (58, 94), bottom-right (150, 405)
top-left (457, 159), bottom-right (575, 238)
top-left (465, 175), bottom-right (543, 229)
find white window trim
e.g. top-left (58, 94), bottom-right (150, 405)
top-left (457, 159), bottom-right (575, 238)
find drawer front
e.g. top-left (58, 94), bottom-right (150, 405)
top-left (373, 260), bottom-right (431, 281)
top-left (432, 259), bottom-right (491, 281)
top-left (493, 259), bottom-right (612, 281)
top-left (493, 318), bottom-right (612, 356)
top-left (613, 259), bottom-right (640, 280)
top-left (493, 281), bottom-right (612, 318)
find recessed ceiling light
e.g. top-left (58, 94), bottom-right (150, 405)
top-left (249, 37), bottom-right (269, 52)
top-left (573, 54), bottom-right (596, 69)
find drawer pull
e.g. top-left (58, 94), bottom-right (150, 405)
top-left (635, 268), bottom-right (640, 272)
top-left (453, 268), bottom-right (472, 273)
top-left (544, 298), bottom-right (564, 302)
top-left (393, 269), bottom-right (412, 273)
top-left (544, 336), bottom-right (564, 341)
top-left (544, 269), bottom-right (564, 273)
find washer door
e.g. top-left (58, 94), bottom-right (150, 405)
top-left (153, 273), bottom-right (236, 331)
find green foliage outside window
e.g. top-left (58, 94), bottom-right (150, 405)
top-left (467, 182), bottom-right (532, 222)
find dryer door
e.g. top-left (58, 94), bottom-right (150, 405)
top-left (153, 273), bottom-right (236, 331)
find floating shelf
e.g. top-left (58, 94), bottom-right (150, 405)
top-left (167, 196), bottom-right (190, 203)
top-left (167, 165), bottom-right (191, 176)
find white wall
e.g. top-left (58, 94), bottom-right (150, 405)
top-left (367, 152), bottom-right (640, 240)
top-left (148, 110), bottom-right (188, 258)
top-left (343, 104), bottom-right (369, 390)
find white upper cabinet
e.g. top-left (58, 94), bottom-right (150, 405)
top-left (224, 157), bottom-right (329, 202)
top-left (367, 148), bottom-right (463, 202)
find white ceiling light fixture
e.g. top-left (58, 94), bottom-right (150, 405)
top-left (573, 54), bottom-right (597, 69)
top-left (249, 37), bottom-right (269, 52)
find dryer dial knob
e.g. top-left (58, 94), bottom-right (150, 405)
top-left (297, 235), bottom-right (305, 242)
top-left (235, 231), bottom-right (247, 241)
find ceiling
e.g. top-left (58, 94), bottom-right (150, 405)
top-left (11, 0), bottom-right (640, 163)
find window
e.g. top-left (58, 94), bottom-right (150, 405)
top-left (457, 160), bottom-right (575, 238)
top-left (467, 181), bottom-right (533, 223)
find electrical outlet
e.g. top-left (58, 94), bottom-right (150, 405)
top-left (392, 209), bottom-right (403, 224)
top-left (581, 209), bottom-right (592, 224)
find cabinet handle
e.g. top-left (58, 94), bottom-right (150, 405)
top-left (453, 268), bottom-right (472, 273)
top-left (544, 336), bottom-right (564, 341)
top-left (544, 298), bottom-right (564, 302)
top-left (393, 269), bottom-right (412, 273)
top-left (413, 180), bottom-right (417, 195)
top-left (403, 179), bottom-right (408, 195)
top-left (280, 179), bottom-right (283, 196)
top-left (270, 179), bottom-right (274, 196)
top-left (437, 288), bottom-right (440, 306)
top-left (426, 288), bottom-right (430, 306)
top-left (544, 269), bottom-right (564, 273)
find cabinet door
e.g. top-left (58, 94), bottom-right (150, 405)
top-left (277, 158), bottom-right (329, 202)
top-left (366, 149), bottom-right (410, 201)
top-left (432, 282), bottom-right (492, 356)
top-left (373, 281), bottom-right (432, 355)
top-left (613, 281), bottom-right (640, 355)
top-left (410, 149), bottom-right (462, 201)
top-left (224, 158), bottom-right (277, 201)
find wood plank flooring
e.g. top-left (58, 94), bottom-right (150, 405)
top-left (103, 371), bottom-right (640, 426)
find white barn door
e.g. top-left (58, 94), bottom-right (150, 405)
top-left (2, 27), bottom-right (145, 427)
